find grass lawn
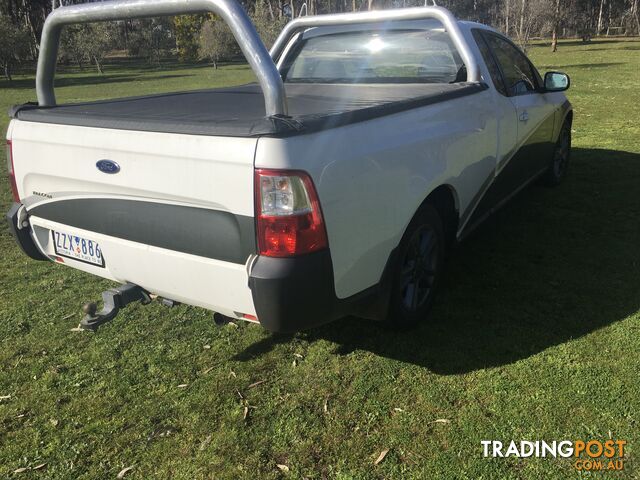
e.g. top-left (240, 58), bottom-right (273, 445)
top-left (1, 39), bottom-right (639, 479)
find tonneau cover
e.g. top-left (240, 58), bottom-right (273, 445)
top-left (11, 82), bottom-right (487, 137)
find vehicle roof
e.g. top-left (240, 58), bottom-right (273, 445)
top-left (458, 20), bottom-right (501, 35)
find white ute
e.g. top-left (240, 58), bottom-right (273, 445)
top-left (6, 0), bottom-right (573, 331)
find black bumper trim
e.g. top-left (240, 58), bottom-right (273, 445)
top-left (28, 198), bottom-right (255, 264)
top-left (6, 202), bottom-right (48, 261)
top-left (248, 249), bottom-right (394, 333)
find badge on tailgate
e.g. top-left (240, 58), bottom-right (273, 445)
top-left (52, 231), bottom-right (105, 267)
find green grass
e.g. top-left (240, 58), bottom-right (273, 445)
top-left (1, 41), bottom-right (639, 479)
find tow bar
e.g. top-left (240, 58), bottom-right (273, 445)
top-left (80, 283), bottom-right (151, 331)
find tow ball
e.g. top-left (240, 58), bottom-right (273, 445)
top-left (80, 283), bottom-right (151, 331)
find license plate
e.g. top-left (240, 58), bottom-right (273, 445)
top-left (52, 231), bottom-right (105, 267)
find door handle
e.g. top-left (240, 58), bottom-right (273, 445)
top-left (519, 111), bottom-right (529, 122)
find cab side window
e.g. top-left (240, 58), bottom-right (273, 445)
top-left (471, 29), bottom-right (507, 96)
top-left (483, 33), bottom-right (538, 96)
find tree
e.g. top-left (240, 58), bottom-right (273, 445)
top-left (127, 17), bottom-right (174, 66)
top-left (174, 14), bottom-right (209, 61)
top-left (0, 14), bottom-right (29, 81)
top-left (75, 22), bottom-right (117, 74)
top-left (251, 0), bottom-right (287, 48)
top-left (60, 24), bottom-right (86, 69)
top-left (198, 18), bottom-right (235, 69)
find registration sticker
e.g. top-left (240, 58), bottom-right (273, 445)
top-left (52, 231), bottom-right (105, 267)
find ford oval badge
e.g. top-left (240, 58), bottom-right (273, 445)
top-left (96, 159), bottom-right (120, 174)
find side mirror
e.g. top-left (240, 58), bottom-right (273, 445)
top-left (544, 71), bottom-right (570, 92)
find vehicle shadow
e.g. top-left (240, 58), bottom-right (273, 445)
top-left (236, 148), bottom-right (640, 374)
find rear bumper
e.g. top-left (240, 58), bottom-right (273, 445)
top-left (249, 250), bottom-right (338, 332)
top-left (248, 249), bottom-right (389, 333)
top-left (5, 202), bottom-right (48, 261)
top-left (8, 202), bottom-right (386, 333)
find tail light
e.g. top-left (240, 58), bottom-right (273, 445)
top-left (255, 169), bottom-right (328, 257)
top-left (6, 140), bottom-right (20, 202)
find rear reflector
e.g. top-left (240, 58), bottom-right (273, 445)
top-left (255, 169), bottom-right (328, 257)
top-left (6, 140), bottom-right (19, 202)
top-left (242, 313), bottom-right (258, 322)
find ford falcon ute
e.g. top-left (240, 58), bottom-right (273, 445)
top-left (5, 0), bottom-right (572, 332)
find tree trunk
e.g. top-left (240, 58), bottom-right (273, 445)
top-left (632, 0), bottom-right (640, 35)
top-left (518, 0), bottom-right (525, 40)
top-left (94, 56), bottom-right (103, 74)
top-left (505, 0), bottom-right (509, 35)
top-left (597, 0), bottom-right (605, 34)
top-left (352, 0), bottom-right (357, 11)
top-left (4, 64), bottom-right (12, 82)
top-left (367, 0), bottom-right (374, 10)
top-left (551, 0), bottom-right (560, 52)
top-left (265, 0), bottom-right (276, 20)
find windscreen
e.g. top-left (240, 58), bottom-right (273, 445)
top-left (282, 28), bottom-right (465, 84)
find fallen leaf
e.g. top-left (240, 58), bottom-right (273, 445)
top-left (236, 390), bottom-right (244, 400)
top-left (49, 418), bottom-right (59, 427)
top-left (61, 313), bottom-right (75, 320)
top-left (0, 395), bottom-right (11, 401)
top-left (177, 384), bottom-right (188, 388)
top-left (33, 463), bottom-right (47, 470)
top-left (323, 397), bottom-right (329, 414)
top-left (374, 449), bottom-right (389, 465)
top-left (117, 466), bottom-right (134, 478)
top-left (243, 406), bottom-right (249, 420)
top-left (202, 367), bottom-right (214, 375)
top-left (247, 380), bottom-right (266, 389)
top-left (431, 419), bottom-right (450, 424)
top-left (203, 345), bottom-right (211, 350)
top-left (198, 434), bottom-right (213, 451)
top-left (70, 326), bottom-right (85, 332)
top-left (293, 353), bottom-right (304, 359)
top-left (393, 408), bottom-right (404, 413)
top-left (292, 359), bottom-right (298, 367)
top-left (276, 464), bottom-right (289, 472)
top-left (13, 467), bottom-right (28, 473)
top-left (228, 370), bottom-right (236, 378)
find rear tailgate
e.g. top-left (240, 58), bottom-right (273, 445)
top-left (8, 119), bottom-right (258, 318)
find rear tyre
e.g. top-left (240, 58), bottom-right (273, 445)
top-left (384, 204), bottom-right (445, 330)
top-left (542, 120), bottom-right (571, 186)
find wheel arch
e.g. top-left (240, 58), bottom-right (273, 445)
top-left (555, 102), bottom-right (573, 141)
top-left (422, 184), bottom-right (460, 251)
top-left (369, 183), bottom-right (459, 322)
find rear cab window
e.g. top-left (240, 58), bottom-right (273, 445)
top-left (280, 21), bottom-right (467, 84)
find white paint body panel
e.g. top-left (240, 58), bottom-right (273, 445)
top-left (10, 121), bottom-right (257, 215)
top-left (255, 89), bottom-right (498, 298)
top-left (9, 120), bottom-right (258, 318)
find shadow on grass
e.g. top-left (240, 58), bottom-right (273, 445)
top-left (563, 62), bottom-right (625, 68)
top-left (236, 148), bottom-right (640, 374)
top-left (556, 39), bottom-right (634, 47)
top-left (1, 73), bottom-right (193, 91)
